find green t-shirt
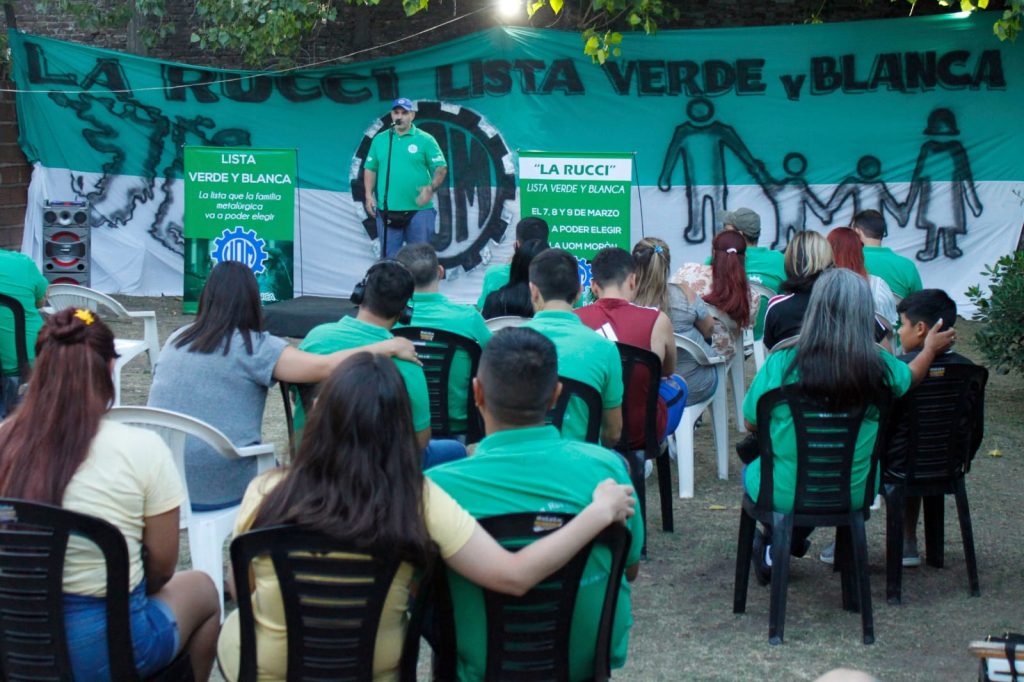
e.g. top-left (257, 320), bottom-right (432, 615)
top-left (396, 291), bottom-right (491, 433)
top-left (524, 310), bottom-right (623, 443)
top-left (863, 246), bottom-right (923, 300)
top-left (364, 124), bottom-right (446, 211)
top-left (742, 347), bottom-right (912, 513)
top-left (476, 262), bottom-right (511, 310)
top-left (426, 425), bottom-right (643, 681)
top-left (297, 316), bottom-right (431, 432)
top-left (705, 245), bottom-right (783, 339)
top-left (0, 250), bottom-right (47, 372)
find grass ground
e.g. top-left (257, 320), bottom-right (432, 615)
top-left (110, 296), bottom-right (1022, 681)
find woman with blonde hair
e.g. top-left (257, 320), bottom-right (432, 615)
top-left (762, 230), bottom-right (834, 350)
top-left (671, 231), bottom-right (759, 361)
top-left (633, 237), bottom-right (717, 406)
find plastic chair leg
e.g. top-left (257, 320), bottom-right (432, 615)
top-left (768, 514), bottom-right (793, 645)
top-left (953, 478), bottom-right (981, 597)
top-left (883, 484), bottom-right (905, 605)
top-left (850, 513), bottom-right (875, 645)
top-left (711, 387), bottom-right (729, 480)
top-left (628, 450), bottom-right (648, 557)
top-left (836, 526), bottom-right (857, 612)
top-left (923, 495), bottom-right (945, 568)
top-left (112, 359), bottom-right (125, 406)
top-left (733, 510), bottom-right (757, 614)
top-left (675, 412), bottom-right (697, 499)
top-left (729, 355), bottom-right (745, 434)
top-left (656, 452), bottom-right (673, 533)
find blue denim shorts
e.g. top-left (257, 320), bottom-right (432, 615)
top-left (63, 579), bottom-right (179, 681)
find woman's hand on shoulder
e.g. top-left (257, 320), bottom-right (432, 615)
top-left (590, 479), bottom-right (636, 525)
top-left (923, 318), bottom-right (956, 355)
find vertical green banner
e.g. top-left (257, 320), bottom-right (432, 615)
top-left (183, 147), bottom-right (297, 313)
top-left (519, 151), bottom-right (633, 292)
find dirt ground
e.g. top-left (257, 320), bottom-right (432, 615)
top-left (109, 295), bottom-right (1023, 682)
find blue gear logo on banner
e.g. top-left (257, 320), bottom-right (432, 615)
top-left (577, 257), bottom-right (592, 291)
top-left (212, 226), bottom-right (268, 274)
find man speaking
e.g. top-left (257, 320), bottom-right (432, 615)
top-left (364, 98), bottom-right (448, 258)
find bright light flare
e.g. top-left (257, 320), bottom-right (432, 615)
top-left (498, 0), bottom-right (521, 18)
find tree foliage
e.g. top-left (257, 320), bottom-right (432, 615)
top-left (966, 250), bottom-right (1024, 376)
top-left (23, 0), bottom-right (1024, 69)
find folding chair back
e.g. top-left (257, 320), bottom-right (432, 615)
top-left (0, 294), bottom-right (30, 418)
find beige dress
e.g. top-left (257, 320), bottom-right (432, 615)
top-left (672, 263), bottom-right (759, 362)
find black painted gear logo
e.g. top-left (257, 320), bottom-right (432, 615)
top-left (350, 101), bottom-right (516, 274)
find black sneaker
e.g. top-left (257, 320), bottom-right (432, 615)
top-left (752, 528), bottom-right (772, 586)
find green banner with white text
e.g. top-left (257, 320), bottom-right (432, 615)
top-left (520, 151), bottom-right (633, 290)
top-left (10, 13), bottom-right (1024, 312)
top-left (182, 147), bottom-right (296, 313)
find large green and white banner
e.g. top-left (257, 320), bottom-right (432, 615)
top-left (182, 147), bottom-right (296, 312)
top-left (11, 13), bottom-right (1024, 311)
top-left (520, 151), bottom-right (633, 290)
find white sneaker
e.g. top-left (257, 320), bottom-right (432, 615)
top-left (644, 460), bottom-right (654, 479)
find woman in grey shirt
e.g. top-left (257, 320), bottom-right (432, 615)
top-left (148, 261), bottom-right (417, 509)
top-left (632, 238), bottom-right (718, 405)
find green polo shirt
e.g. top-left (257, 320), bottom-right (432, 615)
top-left (863, 246), bottom-right (923, 300)
top-left (706, 245), bottom-right (783, 339)
top-left (524, 310), bottom-right (623, 442)
top-left (397, 291), bottom-right (491, 433)
top-left (365, 123), bottom-right (446, 211)
top-left (297, 316), bottom-right (431, 432)
top-left (0, 250), bottom-right (47, 372)
top-left (742, 347), bottom-right (912, 513)
top-left (476, 263), bottom-right (511, 309)
top-left (427, 425), bottom-right (643, 681)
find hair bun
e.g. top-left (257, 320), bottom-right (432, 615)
top-left (47, 308), bottom-right (90, 345)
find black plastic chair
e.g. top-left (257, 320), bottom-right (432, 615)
top-left (0, 498), bottom-right (193, 681)
top-left (546, 376), bottom-right (603, 444)
top-left (280, 380), bottom-right (319, 457)
top-left (882, 363), bottom-right (988, 604)
top-left (393, 327), bottom-right (484, 442)
top-left (0, 294), bottom-right (30, 418)
top-left (230, 525), bottom-right (431, 682)
top-left (733, 386), bottom-right (893, 645)
top-left (614, 343), bottom-right (673, 556)
top-left (432, 512), bottom-right (631, 682)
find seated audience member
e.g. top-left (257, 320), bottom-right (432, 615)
top-left (396, 243), bottom-right (492, 435)
top-left (576, 246), bottom-right (685, 446)
top-left (742, 270), bottom-right (954, 583)
top-left (477, 216), bottom-right (549, 309)
top-left (217, 351), bottom-right (636, 682)
top-left (762, 231), bottom-right (833, 351)
top-left (673, 230), bottom-right (759, 361)
top-left (828, 227), bottom-right (899, 329)
top-left (148, 261), bottom-right (419, 509)
top-left (890, 288), bottom-right (980, 567)
top-left (482, 238), bottom-right (548, 319)
top-left (0, 248), bottom-right (47, 386)
top-left (524, 248), bottom-right (623, 446)
top-left (300, 260), bottom-right (464, 468)
top-left (428, 328), bottom-right (643, 681)
top-left (852, 209), bottom-right (923, 299)
top-left (711, 207), bottom-right (786, 293)
top-left (633, 237), bottom-right (719, 406)
top-left (0, 309), bottom-right (221, 681)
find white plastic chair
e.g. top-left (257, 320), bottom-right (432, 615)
top-left (45, 284), bottom-right (159, 405)
top-left (485, 315), bottom-right (531, 332)
top-left (748, 281), bottom-right (776, 371)
top-left (107, 406), bottom-right (277, 618)
top-left (672, 334), bottom-right (729, 499)
top-left (706, 304), bottom-right (747, 434)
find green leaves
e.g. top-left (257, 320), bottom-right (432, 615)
top-left (966, 250), bottom-right (1024, 375)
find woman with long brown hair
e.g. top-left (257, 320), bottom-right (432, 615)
top-left (0, 308), bottom-right (221, 681)
top-left (671, 230), bottom-right (759, 361)
top-left (216, 352), bottom-right (636, 681)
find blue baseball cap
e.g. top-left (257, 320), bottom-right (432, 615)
top-left (391, 98), bottom-right (416, 112)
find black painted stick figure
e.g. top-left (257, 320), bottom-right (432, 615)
top-left (904, 108), bottom-right (982, 261)
top-left (754, 153), bottom-right (831, 250)
top-left (658, 97), bottom-right (763, 244)
top-left (825, 155), bottom-right (910, 230)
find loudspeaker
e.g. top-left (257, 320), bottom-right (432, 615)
top-left (42, 201), bottom-right (90, 286)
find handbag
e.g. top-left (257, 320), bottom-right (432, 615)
top-left (383, 210), bottom-right (417, 229)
